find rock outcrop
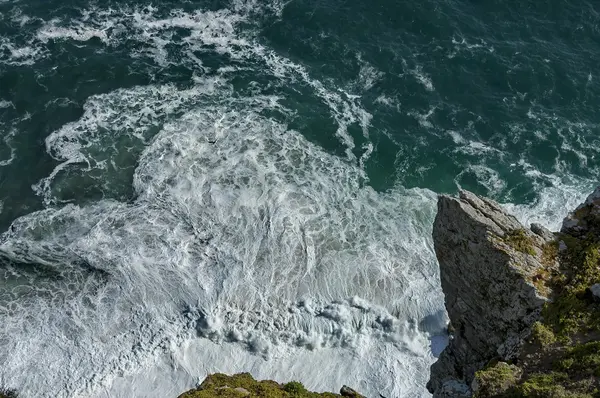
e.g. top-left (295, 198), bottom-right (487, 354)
top-left (561, 187), bottom-right (600, 237)
top-left (177, 373), bottom-right (365, 398)
top-left (428, 188), bottom-right (600, 398)
top-left (427, 190), bottom-right (557, 396)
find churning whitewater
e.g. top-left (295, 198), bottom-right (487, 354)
top-left (1, 3), bottom-right (447, 397)
top-left (1, 0), bottom-right (599, 397)
top-left (1, 88), bottom-right (444, 397)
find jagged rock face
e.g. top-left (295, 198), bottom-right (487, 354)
top-left (434, 380), bottom-right (472, 398)
top-left (561, 186), bottom-right (600, 237)
top-left (427, 191), bottom-right (555, 397)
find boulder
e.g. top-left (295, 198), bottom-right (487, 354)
top-left (340, 385), bottom-right (365, 398)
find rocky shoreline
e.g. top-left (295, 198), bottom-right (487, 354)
top-left (427, 188), bottom-right (600, 397)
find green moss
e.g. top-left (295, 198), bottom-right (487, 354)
top-left (283, 382), bottom-right (308, 395)
top-left (477, 224), bottom-right (600, 398)
top-left (500, 229), bottom-right (600, 398)
top-left (531, 268), bottom-right (552, 296)
top-left (580, 245), bottom-right (600, 286)
top-left (542, 293), bottom-right (594, 341)
top-left (178, 373), bottom-right (343, 398)
top-left (513, 372), bottom-right (594, 398)
top-left (555, 342), bottom-right (600, 378)
top-left (541, 236), bottom-right (600, 340)
top-left (531, 322), bottom-right (556, 346)
top-left (518, 372), bottom-right (567, 396)
top-left (542, 241), bottom-right (560, 267)
top-left (474, 362), bottom-right (521, 398)
top-left (526, 241), bottom-right (559, 296)
top-left (504, 229), bottom-right (536, 256)
top-left (559, 237), bottom-right (600, 291)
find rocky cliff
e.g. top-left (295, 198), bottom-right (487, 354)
top-left (428, 189), bottom-right (600, 398)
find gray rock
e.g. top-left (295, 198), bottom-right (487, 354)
top-left (427, 190), bottom-right (554, 395)
top-left (561, 186), bottom-right (600, 236)
top-left (558, 240), bottom-right (568, 252)
top-left (434, 380), bottom-right (472, 398)
top-left (530, 223), bottom-right (555, 242)
top-left (340, 385), bottom-right (365, 397)
top-left (589, 284), bottom-right (600, 303)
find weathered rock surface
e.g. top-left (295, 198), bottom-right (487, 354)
top-left (340, 385), bottom-right (365, 398)
top-left (588, 283), bottom-right (600, 303)
top-left (561, 186), bottom-right (600, 236)
top-left (427, 190), bottom-right (556, 397)
top-left (434, 380), bottom-right (472, 398)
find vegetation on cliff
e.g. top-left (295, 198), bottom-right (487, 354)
top-left (177, 373), bottom-right (364, 398)
top-left (504, 229), bottom-right (536, 256)
top-left (473, 198), bottom-right (600, 398)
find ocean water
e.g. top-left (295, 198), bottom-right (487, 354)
top-left (0, 0), bottom-right (599, 397)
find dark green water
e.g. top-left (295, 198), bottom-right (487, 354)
top-left (0, 0), bottom-right (598, 397)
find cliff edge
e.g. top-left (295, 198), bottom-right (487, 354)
top-left (428, 189), bottom-right (600, 397)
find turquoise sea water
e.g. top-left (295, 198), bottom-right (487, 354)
top-left (0, 0), bottom-right (598, 397)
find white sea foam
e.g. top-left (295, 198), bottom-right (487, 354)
top-left (502, 161), bottom-right (595, 231)
top-left (0, 128), bottom-right (17, 167)
top-left (248, 42), bottom-right (373, 160)
top-left (455, 164), bottom-right (507, 196)
top-left (0, 36), bottom-right (45, 66)
top-left (455, 141), bottom-right (504, 156)
top-left (36, 9), bottom-right (118, 45)
top-left (374, 94), bottom-right (400, 109)
top-left (37, 24), bottom-right (110, 43)
top-left (35, 77), bottom-right (229, 204)
top-left (99, 4), bottom-right (372, 159)
top-left (355, 54), bottom-right (384, 91)
top-left (446, 130), bottom-right (466, 144)
top-left (133, 5), bottom-right (373, 160)
top-left (448, 36), bottom-right (495, 59)
top-left (408, 106), bottom-right (436, 128)
top-left (403, 61), bottom-right (434, 92)
top-left (0, 79), bottom-right (445, 397)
